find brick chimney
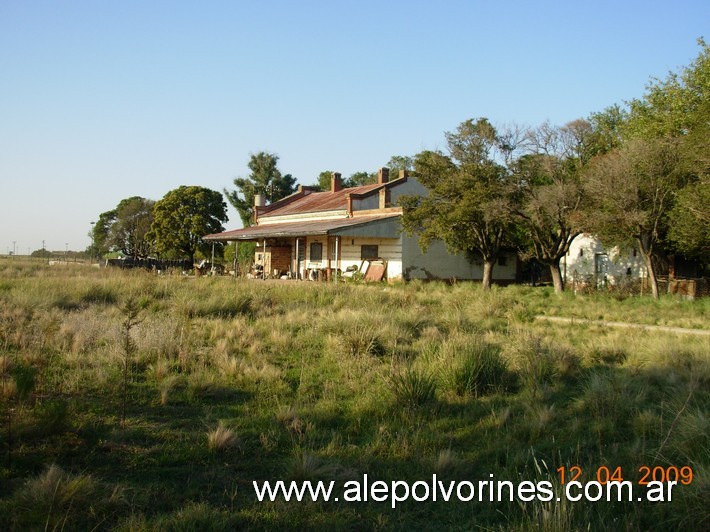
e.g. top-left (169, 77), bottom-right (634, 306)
top-left (378, 167), bottom-right (389, 184)
top-left (331, 172), bottom-right (342, 192)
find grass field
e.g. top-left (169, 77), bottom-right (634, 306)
top-left (0, 259), bottom-right (708, 530)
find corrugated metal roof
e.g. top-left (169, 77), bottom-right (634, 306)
top-left (203, 214), bottom-right (401, 241)
top-left (259, 183), bottom-right (383, 218)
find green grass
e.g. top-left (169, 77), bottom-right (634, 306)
top-left (0, 260), bottom-right (708, 530)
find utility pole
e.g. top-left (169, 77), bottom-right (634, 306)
top-left (12, 241), bottom-right (16, 258)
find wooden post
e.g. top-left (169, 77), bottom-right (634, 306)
top-left (295, 238), bottom-right (299, 280)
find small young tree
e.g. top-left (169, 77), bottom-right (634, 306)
top-left (119, 297), bottom-right (142, 427)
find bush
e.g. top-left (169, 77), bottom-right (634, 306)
top-left (390, 368), bottom-right (437, 408)
top-left (10, 464), bottom-right (124, 530)
top-left (447, 343), bottom-right (509, 397)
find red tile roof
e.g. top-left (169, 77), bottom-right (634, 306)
top-left (259, 183), bottom-right (383, 218)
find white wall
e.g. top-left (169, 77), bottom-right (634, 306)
top-left (338, 237), bottom-right (403, 279)
top-left (564, 234), bottom-right (646, 285)
top-left (402, 235), bottom-right (518, 281)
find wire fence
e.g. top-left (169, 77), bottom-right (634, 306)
top-left (570, 272), bottom-right (708, 299)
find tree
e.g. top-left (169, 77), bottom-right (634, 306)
top-left (90, 209), bottom-right (117, 258)
top-left (581, 40), bottom-right (709, 297)
top-left (400, 118), bottom-right (517, 290)
top-left (90, 197), bottom-right (154, 259)
top-left (313, 170), bottom-right (335, 191)
top-left (108, 197), bottom-right (155, 259)
top-left (224, 152), bottom-right (297, 226)
top-left (583, 138), bottom-right (686, 298)
top-left (625, 39), bottom-right (710, 140)
top-left (510, 122), bottom-right (586, 294)
top-left (148, 186), bottom-right (228, 263)
top-left (667, 177), bottom-right (710, 264)
top-left (387, 155), bottom-right (415, 176)
top-left (344, 171), bottom-right (376, 187)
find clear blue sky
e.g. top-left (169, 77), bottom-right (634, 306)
top-left (1, 0), bottom-right (707, 253)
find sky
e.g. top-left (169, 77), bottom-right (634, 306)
top-left (1, 0), bottom-right (708, 254)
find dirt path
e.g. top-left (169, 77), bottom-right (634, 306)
top-left (534, 315), bottom-right (710, 336)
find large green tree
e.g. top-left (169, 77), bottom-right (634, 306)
top-left (89, 209), bottom-right (117, 258)
top-left (148, 186), bottom-right (228, 262)
top-left (581, 40), bottom-right (709, 296)
top-left (109, 197), bottom-right (155, 259)
top-left (400, 119), bottom-right (518, 290)
top-left (90, 197), bottom-right (155, 259)
top-left (583, 138), bottom-right (685, 298)
top-left (224, 152), bottom-right (297, 226)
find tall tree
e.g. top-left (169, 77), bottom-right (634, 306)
top-left (224, 152), bottom-right (297, 226)
top-left (90, 209), bottom-right (117, 258)
top-left (108, 197), bottom-right (155, 259)
top-left (511, 122), bottom-right (586, 293)
top-left (148, 186), bottom-right (228, 263)
top-left (400, 118), bottom-right (517, 290)
top-left (667, 177), bottom-right (710, 265)
top-left (581, 40), bottom-right (709, 296)
top-left (313, 170), bottom-right (335, 191)
top-left (387, 155), bottom-right (415, 177)
top-left (583, 138), bottom-right (686, 298)
top-left (90, 197), bottom-right (155, 259)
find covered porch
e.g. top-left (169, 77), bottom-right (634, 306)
top-left (203, 214), bottom-right (402, 281)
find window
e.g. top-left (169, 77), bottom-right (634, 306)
top-left (310, 242), bottom-right (323, 262)
top-left (498, 255), bottom-right (508, 266)
top-left (361, 245), bottom-right (379, 259)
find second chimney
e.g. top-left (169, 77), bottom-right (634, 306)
top-left (378, 167), bottom-right (390, 184)
top-left (331, 172), bottom-right (342, 192)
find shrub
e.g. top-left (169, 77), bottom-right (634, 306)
top-left (334, 323), bottom-right (387, 357)
top-left (286, 450), bottom-right (342, 482)
top-left (34, 398), bottom-right (71, 435)
top-left (207, 422), bottom-right (240, 453)
top-left (10, 464), bottom-right (124, 530)
top-left (11, 363), bottom-right (36, 401)
top-left (81, 283), bottom-right (118, 305)
top-left (390, 368), bottom-right (436, 408)
top-left (447, 343), bottom-right (509, 397)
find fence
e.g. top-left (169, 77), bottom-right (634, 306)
top-left (105, 258), bottom-right (194, 272)
top-left (570, 271), bottom-right (708, 299)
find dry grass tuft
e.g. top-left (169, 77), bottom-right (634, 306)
top-left (207, 422), bottom-right (240, 452)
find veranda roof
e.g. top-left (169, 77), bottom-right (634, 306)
top-left (203, 213), bottom-right (401, 242)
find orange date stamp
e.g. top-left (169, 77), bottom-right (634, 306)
top-left (556, 465), bottom-right (694, 486)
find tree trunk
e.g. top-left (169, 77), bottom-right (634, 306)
top-left (482, 259), bottom-right (495, 291)
top-left (637, 236), bottom-right (659, 299)
top-left (644, 252), bottom-right (660, 299)
top-left (550, 260), bottom-right (564, 294)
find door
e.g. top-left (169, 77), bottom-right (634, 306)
top-left (595, 253), bottom-right (609, 289)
